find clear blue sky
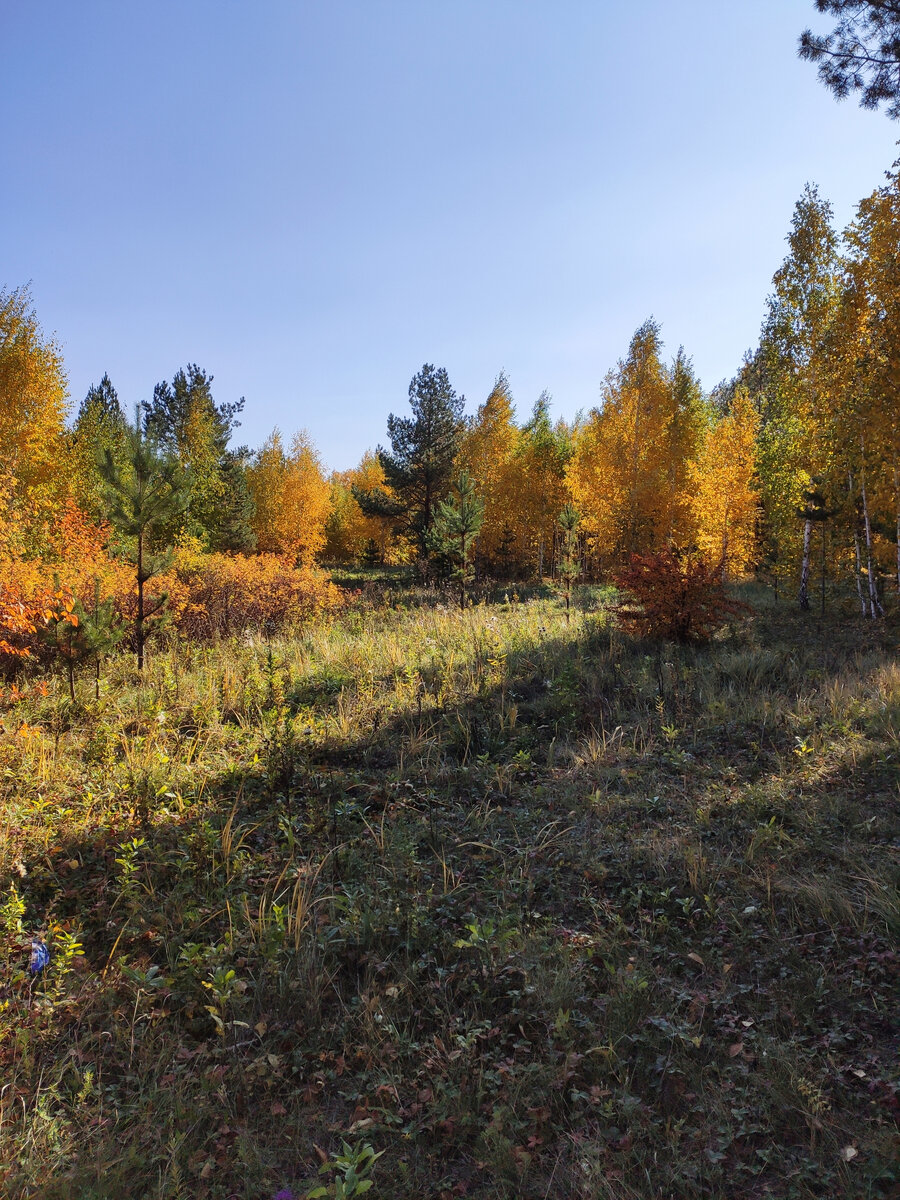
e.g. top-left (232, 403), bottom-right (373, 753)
top-left (3, 1), bottom-right (898, 470)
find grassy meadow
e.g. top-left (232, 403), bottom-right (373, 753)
top-left (0, 577), bottom-right (897, 1199)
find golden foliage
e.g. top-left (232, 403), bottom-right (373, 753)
top-left (164, 550), bottom-right (342, 641)
top-left (456, 374), bottom-right (523, 569)
top-left (689, 389), bottom-right (760, 578)
top-left (509, 396), bottom-right (571, 576)
top-left (567, 325), bottom-right (705, 566)
top-left (0, 287), bottom-right (71, 556)
top-left (247, 430), bottom-right (331, 565)
top-left (324, 452), bottom-right (405, 564)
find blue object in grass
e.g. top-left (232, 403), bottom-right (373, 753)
top-left (29, 940), bottom-right (50, 974)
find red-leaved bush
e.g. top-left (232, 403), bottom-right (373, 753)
top-left (613, 549), bottom-right (748, 643)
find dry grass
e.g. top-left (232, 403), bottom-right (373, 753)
top-left (0, 581), bottom-right (897, 1199)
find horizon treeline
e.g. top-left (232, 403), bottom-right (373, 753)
top-left (3, 164), bottom-right (900, 620)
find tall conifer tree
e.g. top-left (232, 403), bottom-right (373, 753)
top-left (379, 364), bottom-right (464, 560)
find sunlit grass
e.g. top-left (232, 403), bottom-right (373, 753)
top-left (0, 584), bottom-right (897, 1199)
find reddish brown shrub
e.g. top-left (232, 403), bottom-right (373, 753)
top-left (612, 548), bottom-right (749, 643)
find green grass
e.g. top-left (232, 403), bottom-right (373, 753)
top-left (0, 586), bottom-right (897, 1199)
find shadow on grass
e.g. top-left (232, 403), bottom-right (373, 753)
top-left (2, 599), bottom-right (899, 1199)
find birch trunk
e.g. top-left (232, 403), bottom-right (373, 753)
top-left (860, 444), bottom-right (883, 617)
top-left (849, 471), bottom-right (869, 615)
top-left (853, 529), bottom-right (868, 616)
top-left (798, 519), bottom-right (812, 611)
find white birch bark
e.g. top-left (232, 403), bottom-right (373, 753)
top-left (860, 443), bottom-right (883, 617)
top-left (798, 519), bottom-right (812, 611)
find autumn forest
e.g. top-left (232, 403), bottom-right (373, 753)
top-left (2, 137), bottom-right (899, 1200)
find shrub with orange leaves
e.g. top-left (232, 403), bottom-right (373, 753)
top-left (0, 580), bottom-right (78, 669)
top-left (166, 551), bottom-right (343, 642)
top-left (613, 548), bottom-right (749, 643)
top-left (0, 584), bottom-right (43, 663)
top-left (0, 529), bottom-right (343, 667)
top-left (47, 499), bottom-right (111, 568)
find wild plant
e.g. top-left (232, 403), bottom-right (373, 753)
top-left (46, 925), bottom-right (83, 1006)
top-left (1, 882), bottom-right (25, 936)
top-left (306, 1140), bottom-right (383, 1199)
top-left (113, 836), bottom-right (146, 911)
top-left (202, 965), bottom-right (243, 1038)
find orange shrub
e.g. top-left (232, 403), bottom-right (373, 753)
top-left (47, 499), bottom-right (112, 568)
top-left (0, 582), bottom-right (45, 663)
top-left (0, 532), bottom-right (132, 669)
top-left (167, 551), bottom-right (343, 641)
top-left (0, 578), bottom-right (78, 669)
top-left (0, 538), bottom-right (343, 668)
top-left (613, 549), bottom-right (749, 643)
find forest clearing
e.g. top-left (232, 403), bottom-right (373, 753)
top-left (3, 167), bottom-right (900, 1198)
top-left (3, 168), bottom-right (900, 1199)
top-left (4, 3), bottom-right (900, 1195)
top-left (0, 576), bottom-right (897, 1198)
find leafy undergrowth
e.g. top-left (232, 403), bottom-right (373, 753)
top-left (0, 584), bottom-right (897, 1199)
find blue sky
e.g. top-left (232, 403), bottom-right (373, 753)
top-left (3, 1), bottom-right (898, 470)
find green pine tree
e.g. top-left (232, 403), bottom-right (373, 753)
top-left (99, 417), bottom-right (191, 670)
top-left (428, 472), bottom-right (485, 608)
top-left (42, 579), bottom-right (124, 700)
top-left (143, 364), bottom-right (247, 548)
top-left (379, 364), bottom-right (465, 562)
top-left (556, 504), bottom-right (581, 624)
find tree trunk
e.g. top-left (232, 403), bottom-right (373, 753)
top-left (459, 531), bottom-right (467, 610)
top-left (853, 529), bottom-right (868, 616)
top-left (423, 478), bottom-right (432, 559)
top-left (798, 519), bottom-right (812, 611)
top-left (860, 448), bottom-right (883, 618)
top-left (849, 472), bottom-right (868, 616)
top-left (137, 532), bottom-right (145, 670)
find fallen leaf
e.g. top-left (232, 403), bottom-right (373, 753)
top-left (270, 1101), bottom-right (286, 1116)
top-left (687, 952), bottom-right (704, 967)
top-left (728, 1042), bottom-right (744, 1058)
top-left (840, 1146), bottom-right (858, 1162)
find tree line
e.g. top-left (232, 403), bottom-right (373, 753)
top-left (2, 163), bottom-right (900, 628)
